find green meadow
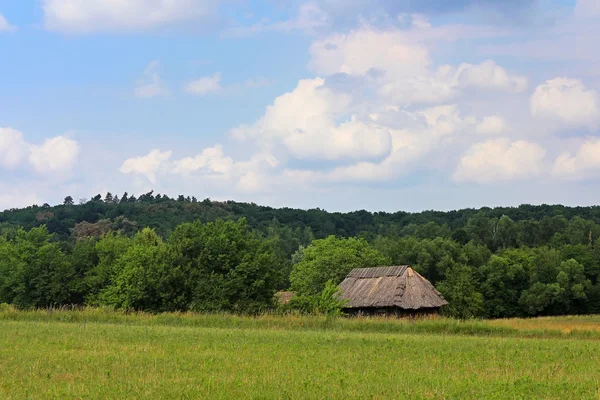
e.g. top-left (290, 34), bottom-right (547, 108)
top-left (1, 309), bottom-right (600, 399)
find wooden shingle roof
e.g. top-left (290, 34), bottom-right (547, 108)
top-left (338, 266), bottom-right (448, 310)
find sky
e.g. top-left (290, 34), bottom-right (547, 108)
top-left (1, 0), bottom-right (600, 212)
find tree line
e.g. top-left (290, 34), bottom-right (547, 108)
top-left (1, 194), bottom-right (600, 318)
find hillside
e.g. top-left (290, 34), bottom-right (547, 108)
top-left (2, 193), bottom-right (600, 319)
top-left (2, 192), bottom-right (600, 248)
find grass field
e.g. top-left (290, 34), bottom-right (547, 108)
top-left (1, 309), bottom-right (600, 399)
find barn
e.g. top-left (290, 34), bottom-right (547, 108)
top-left (337, 265), bottom-right (448, 317)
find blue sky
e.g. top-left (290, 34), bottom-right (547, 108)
top-left (1, 0), bottom-right (600, 212)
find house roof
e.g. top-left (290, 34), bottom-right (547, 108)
top-left (338, 266), bottom-right (448, 310)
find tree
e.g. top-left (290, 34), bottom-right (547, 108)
top-left (437, 264), bottom-right (484, 319)
top-left (63, 196), bottom-right (74, 206)
top-left (104, 192), bottom-right (113, 203)
top-left (290, 236), bottom-right (390, 296)
top-left (0, 226), bottom-right (74, 308)
top-left (98, 228), bottom-right (166, 310)
top-left (479, 253), bottom-right (528, 318)
top-left (163, 219), bottom-right (282, 313)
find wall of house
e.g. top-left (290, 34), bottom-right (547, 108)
top-left (343, 307), bottom-right (441, 318)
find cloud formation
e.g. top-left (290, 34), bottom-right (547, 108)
top-left (184, 73), bottom-right (222, 96)
top-left (530, 78), bottom-right (600, 130)
top-left (0, 128), bottom-right (28, 168)
top-left (553, 138), bottom-right (600, 180)
top-left (120, 146), bottom-right (278, 192)
top-left (134, 61), bottom-right (169, 98)
top-left (476, 115), bottom-right (510, 135)
top-left (453, 138), bottom-right (546, 184)
top-left (1, 128), bottom-right (80, 174)
top-left (119, 149), bottom-right (172, 184)
top-left (0, 13), bottom-right (16, 32)
top-left (232, 78), bottom-right (392, 161)
top-left (29, 136), bottom-right (80, 174)
top-left (43, 0), bottom-right (219, 33)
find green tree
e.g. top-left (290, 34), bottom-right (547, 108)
top-left (99, 228), bottom-right (166, 310)
top-left (164, 219), bottom-right (282, 313)
top-left (479, 253), bottom-right (528, 318)
top-left (290, 236), bottom-right (390, 296)
top-left (437, 264), bottom-right (484, 319)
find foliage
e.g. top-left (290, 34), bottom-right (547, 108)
top-left (3, 195), bottom-right (600, 318)
top-left (437, 264), bottom-right (484, 319)
top-left (289, 236), bottom-right (390, 296)
top-left (286, 280), bottom-right (348, 316)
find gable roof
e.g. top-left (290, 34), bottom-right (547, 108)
top-left (338, 266), bottom-right (448, 310)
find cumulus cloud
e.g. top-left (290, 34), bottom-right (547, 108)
top-left (309, 28), bottom-right (430, 78)
top-left (531, 78), bottom-right (600, 129)
top-left (0, 128), bottom-right (28, 168)
top-left (453, 138), bottom-right (546, 184)
top-left (119, 149), bottom-right (172, 184)
top-left (120, 146), bottom-right (278, 192)
top-left (1, 128), bottom-right (80, 175)
top-left (283, 104), bottom-right (474, 183)
top-left (476, 115), bottom-right (510, 135)
top-left (231, 78), bottom-right (392, 161)
top-left (29, 135), bottom-right (80, 174)
top-left (553, 138), bottom-right (600, 180)
top-left (172, 145), bottom-right (233, 175)
top-left (457, 60), bottom-right (528, 93)
top-left (310, 28), bottom-right (527, 107)
top-left (134, 61), bottom-right (168, 98)
top-left (184, 73), bottom-right (222, 96)
top-left (0, 13), bottom-right (16, 32)
top-left (43, 0), bottom-right (219, 33)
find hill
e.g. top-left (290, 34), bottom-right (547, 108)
top-left (2, 192), bottom-right (600, 249)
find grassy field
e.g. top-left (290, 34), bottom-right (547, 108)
top-left (1, 309), bottom-right (600, 399)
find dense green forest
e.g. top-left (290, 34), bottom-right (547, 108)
top-left (1, 192), bottom-right (600, 318)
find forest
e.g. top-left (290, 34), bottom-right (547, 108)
top-left (1, 192), bottom-right (600, 318)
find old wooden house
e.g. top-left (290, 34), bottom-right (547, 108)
top-left (337, 266), bottom-right (448, 316)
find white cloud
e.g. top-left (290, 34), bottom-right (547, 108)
top-left (0, 191), bottom-right (42, 212)
top-left (0, 13), bottom-right (16, 32)
top-left (43, 0), bottom-right (219, 33)
top-left (185, 73), bottom-right (222, 96)
top-left (29, 135), bottom-right (80, 174)
top-left (121, 147), bottom-right (278, 192)
top-left (0, 128), bottom-right (28, 168)
top-left (1, 128), bottom-right (80, 175)
top-left (172, 145), bottom-right (233, 175)
top-left (310, 28), bottom-right (527, 108)
top-left (134, 61), bottom-right (168, 98)
top-left (531, 78), bottom-right (600, 129)
top-left (457, 60), bottom-right (528, 93)
top-left (282, 104), bottom-right (473, 183)
top-left (232, 78), bottom-right (392, 161)
top-left (119, 149), bottom-right (172, 184)
top-left (225, 2), bottom-right (328, 37)
top-left (453, 138), bottom-right (546, 184)
top-left (476, 115), bottom-right (511, 135)
top-left (553, 138), bottom-right (600, 180)
top-left (309, 28), bottom-right (430, 78)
